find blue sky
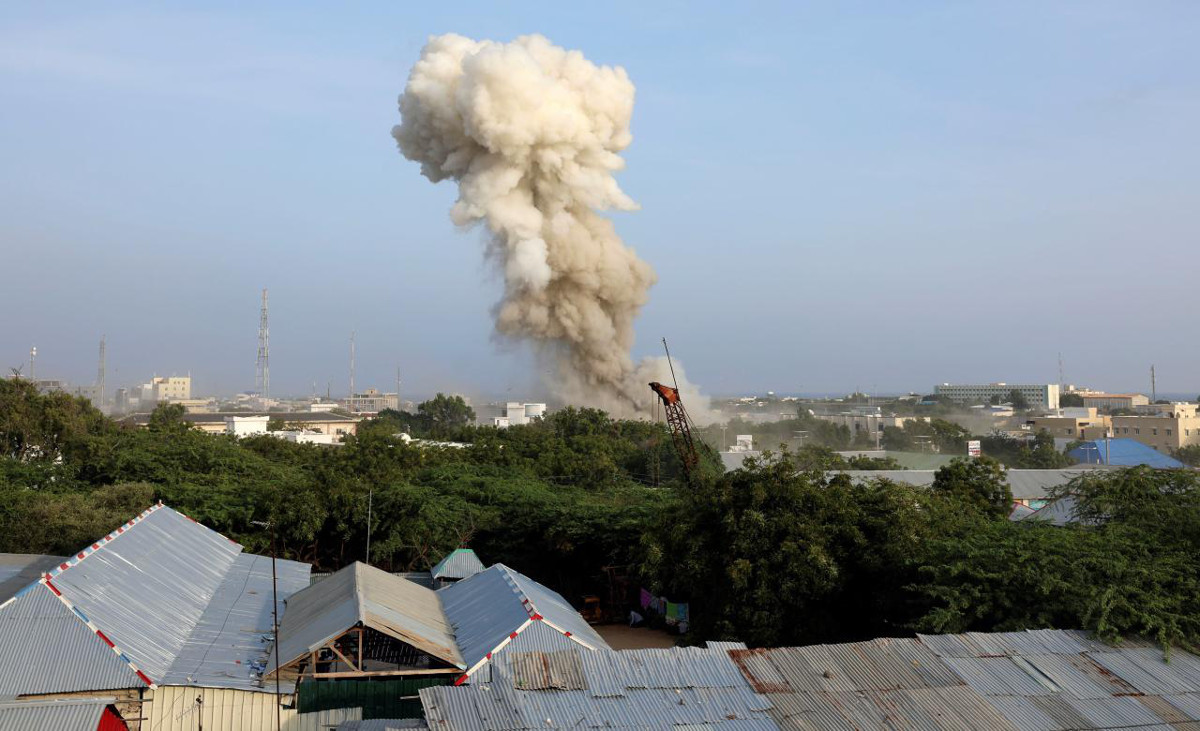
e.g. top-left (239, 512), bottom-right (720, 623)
top-left (2, 2), bottom-right (1198, 400)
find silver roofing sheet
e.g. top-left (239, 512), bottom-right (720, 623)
top-left (1166, 693), bottom-right (1200, 720)
top-left (731, 640), bottom-right (960, 695)
top-left (431, 549), bottom-right (486, 581)
top-left (917, 629), bottom-right (1111, 658)
top-left (940, 656), bottom-right (1055, 697)
top-left (0, 697), bottom-right (110, 731)
top-left (337, 721), bottom-right (428, 730)
top-left (439, 565), bottom-right (608, 674)
top-left (270, 561), bottom-right (464, 672)
top-left (0, 583), bottom-right (139, 695)
top-left (163, 551), bottom-right (310, 691)
top-left (1086, 649), bottom-right (1199, 695)
top-left (1060, 693), bottom-right (1167, 728)
top-left (420, 643), bottom-right (774, 729)
top-left (50, 505), bottom-right (242, 683)
top-left (510, 650), bottom-right (585, 690)
top-left (0, 553), bottom-right (65, 603)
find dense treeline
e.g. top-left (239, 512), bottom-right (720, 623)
top-left (2, 378), bottom-right (1197, 650)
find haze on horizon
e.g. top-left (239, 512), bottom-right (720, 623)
top-left (2, 2), bottom-right (1198, 401)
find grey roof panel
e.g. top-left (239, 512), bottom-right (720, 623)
top-left (270, 561), bottom-right (464, 672)
top-left (337, 721), bottom-right (428, 730)
top-left (431, 549), bottom-right (486, 581)
top-left (50, 505), bottom-right (243, 683)
top-left (0, 697), bottom-right (110, 731)
top-left (0, 554), bottom-right (66, 603)
top-left (163, 552), bottom-right (310, 690)
top-left (0, 584), bottom-right (139, 695)
top-left (439, 564), bottom-right (609, 675)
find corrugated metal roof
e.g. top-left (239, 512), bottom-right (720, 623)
top-left (1068, 438), bottom-right (1186, 468)
top-left (439, 564), bottom-right (609, 677)
top-left (163, 551), bottom-right (310, 691)
top-left (0, 697), bottom-right (110, 731)
top-left (0, 504), bottom-right (314, 696)
top-left (0, 582), bottom-right (141, 695)
top-left (0, 553), bottom-right (65, 604)
top-left (269, 561), bottom-right (464, 672)
top-left (337, 721), bottom-right (428, 730)
top-left (419, 642), bottom-right (776, 730)
top-left (720, 630), bottom-right (1200, 730)
top-left (431, 549), bottom-right (486, 582)
top-left (49, 505), bottom-right (243, 683)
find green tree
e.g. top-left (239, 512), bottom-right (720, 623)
top-left (147, 403), bottom-right (191, 435)
top-left (1175, 445), bottom-right (1200, 467)
top-left (931, 456), bottom-right (1011, 518)
top-left (1060, 393), bottom-right (1085, 407)
top-left (417, 394), bottom-right (476, 437)
top-left (1007, 389), bottom-right (1030, 411)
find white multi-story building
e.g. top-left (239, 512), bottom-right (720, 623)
top-left (935, 383), bottom-right (1060, 410)
top-left (151, 376), bottom-right (192, 402)
top-left (491, 402), bottom-right (547, 428)
top-left (343, 388), bottom-right (399, 413)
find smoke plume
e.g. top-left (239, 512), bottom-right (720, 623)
top-left (393, 33), bottom-right (709, 419)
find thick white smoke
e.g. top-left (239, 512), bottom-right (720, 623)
top-left (393, 33), bottom-right (709, 420)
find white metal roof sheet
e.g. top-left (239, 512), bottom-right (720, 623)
top-left (431, 549), bottom-right (486, 581)
top-left (0, 697), bottom-right (110, 731)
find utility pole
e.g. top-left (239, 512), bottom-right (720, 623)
top-left (257, 289), bottom-right (270, 401)
top-left (251, 520), bottom-right (282, 731)
top-left (365, 488), bottom-right (373, 565)
top-left (1151, 364), bottom-right (1157, 403)
top-left (395, 365), bottom-right (402, 410)
top-left (1058, 352), bottom-right (1065, 387)
top-left (97, 336), bottom-right (107, 410)
top-left (29, 346), bottom-right (36, 383)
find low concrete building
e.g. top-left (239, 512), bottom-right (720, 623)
top-left (125, 412), bottom-right (360, 439)
top-left (1077, 392), bottom-right (1150, 412)
top-left (225, 415), bottom-right (269, 438)
top-left (490, 402), bottom-right (547, 428)
top-left (1026, 408), bottom-right (1112, 441)
top-left (1110, 403), bottom-right (1200, 453)
top-left (343, 388), bottom-right (399, 414)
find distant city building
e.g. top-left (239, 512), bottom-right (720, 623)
top-left (1110, 403), bottom-right (1200, 453)
top-left (342, 388), bottom-right (399, 413)
top-left (151, 376), bottom-right (191, 402)
top-left (934, 383), bottom-right (1060, 410)
top-left (1026, 408), bottom-right (1112, 442)
top-left (813, 411), bottom-right (929, 442)
top-left (124, 411), bottom-right (360, 439)
top-left (491, 402), bottom-right (547, 428)
top-left (1077, 392), bottom-right (1150, 412)
top-left (224, 415), bottom-right (269, 438)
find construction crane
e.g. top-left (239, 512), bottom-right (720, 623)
top-left (648, 338), bottom-right (699, 482)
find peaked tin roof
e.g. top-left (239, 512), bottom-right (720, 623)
top-left (431, 548), bottom-right (486, 582)
top-left (0, 697), bottom-right (113, 731)
top-left (269, 561), bottom-right (465, 673)
top-left (0, 504), bottom-right (310, 695)
top-left (0, 553), bottom-right (66, 603)
top-left (438, 564), bottom-right (609, 682)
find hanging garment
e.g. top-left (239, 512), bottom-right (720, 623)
top-left (639, 588), bottom-right (653, 610)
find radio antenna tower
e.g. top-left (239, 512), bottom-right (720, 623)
top-left (257, 289), bottom-right (270, 400)
top-left (349, 331), bottom-right (356, 401)
top-left (97, 336), bottom-right (107, 409)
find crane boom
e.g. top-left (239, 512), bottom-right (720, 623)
top-left (649, 338), bottom-right (699, 481)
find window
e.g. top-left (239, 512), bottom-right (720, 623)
top-left (1135, 428), bottom-right (1141, 435)
top-left (1167, 429), bottom-right (1173, 436)
top-left (1152, 429), bottom-right (1158, 436)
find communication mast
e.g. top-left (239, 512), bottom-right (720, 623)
top-left (1151, 364), bottom-right (1157, 404)
top-left (97, 336), bottom-right (107, 409)
top-left (29, 346), bottom-right (36, 382)
top-left (349, 331), bottom-right (356, 402)
top-left (257, 289), bottom-right (270, 400)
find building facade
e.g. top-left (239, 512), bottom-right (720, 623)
top-left (935, 383), bottom-right (1060, 410)
top-left (1026, 408), bottom-right (1112, 441)
top-left (1078, 392), bottom-right (1150, 412)
top-left (151, 376), bottom-right (191, 402)
top-left (343, 388), bottom-right (399, 413)
top-left (1110, 403), bottom-right (1200, 453)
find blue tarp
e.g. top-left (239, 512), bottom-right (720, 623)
top-left (1068, 438), bottom-right (1184, 468)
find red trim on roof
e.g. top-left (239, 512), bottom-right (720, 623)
top-left (96, 630), bottom-right (116, 648)
top-left (531, 613), bottom-right (543, 621)
top-left (45, 581), bottom-right (61, 596)
top-left (135, 669), bottom-right (153, 686)
top-left (454, 674), bottom-right (468, 686)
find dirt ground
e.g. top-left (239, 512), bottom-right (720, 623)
top-left (594, 623), bottom-right (678, 650)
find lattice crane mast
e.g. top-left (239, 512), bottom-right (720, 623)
top-left (649, 338), bottom-right (699, 482)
